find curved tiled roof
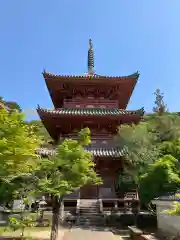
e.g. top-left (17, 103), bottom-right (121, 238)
top-left (42, 70), bottom-right (139, 80)
top-left (36, 147), bottom-right (127, 158)
top-left (37, 107), bottom-right (145, 117)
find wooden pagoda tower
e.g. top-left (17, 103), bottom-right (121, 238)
top-left (37, 39), bottom-right (144, 204)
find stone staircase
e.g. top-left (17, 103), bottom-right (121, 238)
top-left (77, 199), bottom-right (105, 226)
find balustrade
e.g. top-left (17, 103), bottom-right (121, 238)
top-left (59, 135), bottom-right (118, 148)
top-left (63, 98), bottom-right (118, 109)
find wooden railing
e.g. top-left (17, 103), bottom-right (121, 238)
top-left (59, 137), bottom-right (119, 148)
top-left (60, 134), bottom-right (115, 139)
top-left (63, 98), bottom-right (118, 109)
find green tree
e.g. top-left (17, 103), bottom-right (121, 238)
top-left (116, 112), bottom-right (180, 204)
top-left (0, 96), bottom-right (21, 112)
top-left (139, 155), bottom-right (180, 205)
top-left (116, 122), bottom-right (157, 183)
top-left (153, 88), bottom-right (168, 114)
top-left (5, 101), bottom-right (21, 112)
top-left (7, 198), bottom-right (36, 240)
top-left (0, 107), bottom-right (41, 203)
top-left (25, 120), bottom-right (51, 144)
top-left (36, 127), bottom-right (102, 240)
top-left (159, 139), bottom-right (180, 161)
top-left (168, 200), bottom-right (180, 215)
top-left (148, 113), bottom-right (180, 142)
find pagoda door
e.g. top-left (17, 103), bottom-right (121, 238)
top-left (99, 175), bottom-right (116, 199)
top-left (80, 185), bottom-right (98, 199)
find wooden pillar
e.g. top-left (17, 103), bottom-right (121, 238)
top-left (97, 185), bottom-right (100, 199)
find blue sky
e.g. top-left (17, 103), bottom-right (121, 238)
top-left (0, 0), bottom-right (180, 120)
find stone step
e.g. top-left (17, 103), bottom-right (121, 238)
top-left (77, 200), bottom-right (103, 226)
top-left (79, 203), bottom-right (99, 205)
top-left (79, 208), bottom-right (100, 212)
top-left (79, 202), bottom-right (99, 206)
top-left (79, 209), bottom-right (100, 212)
top-left (79, 213), bottom-right (101, 216)
top-left (79, 212), bottom-right (100, 215)
top-left (80, 207), bottom-right (99, 209)
top-left (80, 200), bottom-right (98, 202)
top-left (79, 206), bottom-right (99, 209)
top-left (80, 212), bottom-right (101, 216)
top-left (79, 214), bottom-right (104, 219)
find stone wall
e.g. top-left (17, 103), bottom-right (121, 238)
top-left (152, 200), bottom-right (180, 237)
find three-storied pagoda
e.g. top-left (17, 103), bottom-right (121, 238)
top-left (37, 39), bottom-right (144, 204)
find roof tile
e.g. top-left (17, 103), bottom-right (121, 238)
top-left (37, 107), bottom-right (145, 117)
top-left (36, 147), bottom-right (127, 158)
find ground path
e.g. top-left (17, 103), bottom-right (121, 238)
top-left (1, 227), bottom-right (120, 240)
top-left (62, 227), bottom-right (119, 240)
top-left (27, 228), bottom-right (119, 239)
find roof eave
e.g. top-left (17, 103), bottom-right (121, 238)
top-left (36, 147), bottom-right (126, 158)
top-left (36, 107), bottom-right (145, 118)
top-left (42, 70), bottom-right (139, 81)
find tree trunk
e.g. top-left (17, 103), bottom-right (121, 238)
top-left (50, 196), bottom-right (62, 240)
top-left (21, 227), bottom-right (24, 240)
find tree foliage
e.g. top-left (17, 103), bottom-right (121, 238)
top-left (0, 96), bottom-right (21, 112)
top-left (25, 120), bottom-right (51, 144)
top-left (159, 139), bottom-right (180, 162)
top-left (116, 89), bottom-right (180, 205)
top-left (0, 107), bottom-right (41, 204)
top-left (7, 198), bottom-right (37, 240)
top-left (168, 200), bottom-right (180, 216)
top-left (139, 155), bottom-right (180, 204)
top-left (0, 103), bottom-right (102, 240)
top-left (148, 113), bottom-right (180, 142)
top-left (153, 88), bottom-right (168, 114)
top-left (36, 127), bottom-right (102, 240)
top-left (117, 122), bottom-right (157, 181)
top-left (38, 128), bottom-right (101, 196)
top-left (117, 116), bottom-right (180, 204)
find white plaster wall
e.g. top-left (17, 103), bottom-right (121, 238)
top-left (153, 201), bottom-right (180, 236)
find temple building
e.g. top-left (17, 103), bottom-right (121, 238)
top-left (37, 40), bottom-right (144, 213)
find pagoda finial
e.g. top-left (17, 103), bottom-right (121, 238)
top-left (88, 39), bottom-right (94, 75)
top-left (89, 39), bottom-right (93, 49)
